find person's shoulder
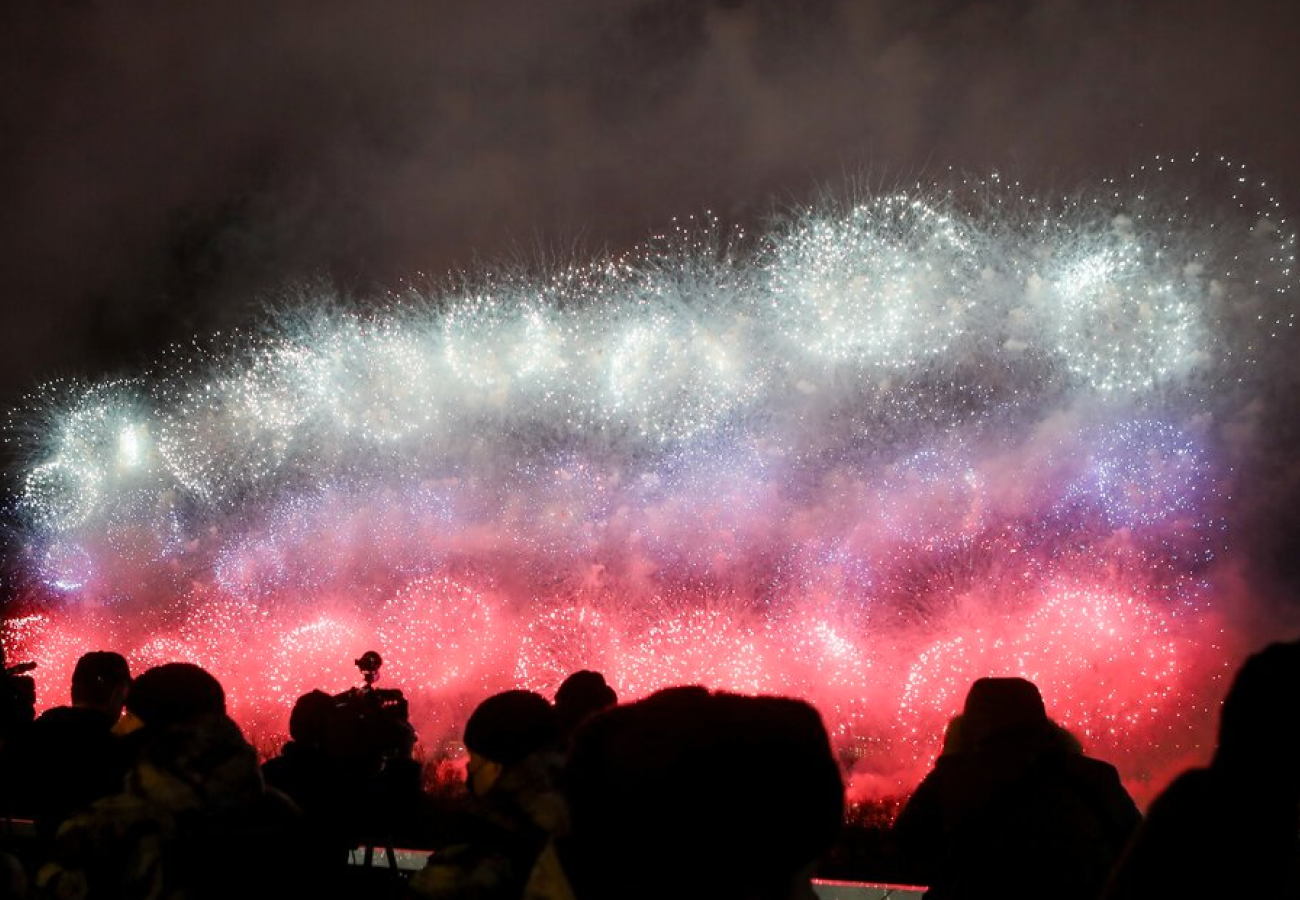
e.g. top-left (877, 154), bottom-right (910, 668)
top-left (1055, 753), bottom-right (1140, 805)
top-left (259, 784), bottom-right (305, 820)
top-left (920, 753), bottom-right (976, 781)
top-left (1161, 766), bottom-right (1214, 792)
top-left (260, 752), bottom-right (291, 779)
top-left (522, 840), bottom-right (579, 900)
top-left (23, 706), bottom-right (112, 749)
top-left (56, 788), bottom-right (156, 838)
top-left (31, 706), bottom-right (78, 729)
top-left (895, 756), bottom-right (971, 818)
top-left (33, 705), bottom-right (75, 721)
top-left (1060, 751), bottom-right (1125, 781)
top-left (1144, 767), bottom-right (1218, 816)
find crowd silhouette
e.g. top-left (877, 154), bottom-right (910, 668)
top-left (0, 638), bottom-right (1292, 899)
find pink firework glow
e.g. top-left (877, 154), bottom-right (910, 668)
top-left (5, 161), bottom-right (1297, 809)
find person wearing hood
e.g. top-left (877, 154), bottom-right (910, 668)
top-left (893, 677), bottom-right (1140, 900)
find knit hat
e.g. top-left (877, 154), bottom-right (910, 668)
top-left (126, 662), bottom-right (226, 727)
top-left (288, 689), bottom-right (335, 747)
top-left (554, 670), bottom-right (617, 736)
top-left (463, 690), bottom-right (556, 765)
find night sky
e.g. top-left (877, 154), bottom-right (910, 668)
top-left (3, 0), bottom-right (1300, 596)
top-left (4, 1), bottom-right (1299, 399)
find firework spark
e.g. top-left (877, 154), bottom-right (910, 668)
top-left (5, 156), bottom-right (1295, 805)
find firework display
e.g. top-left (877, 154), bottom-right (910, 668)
top-left (5, 156), bottom-right (1295, 804)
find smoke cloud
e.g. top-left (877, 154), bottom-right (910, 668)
top-left (2, 0), bottom-right (1299, 807)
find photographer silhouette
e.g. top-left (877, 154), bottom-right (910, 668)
top-left (262, 651), bottom-right (421, 870)
top-left (328, 652), bottom-right (416, 779)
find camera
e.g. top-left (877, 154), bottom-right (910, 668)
top-left (301, 652), bottom-right (422, 853)
top-left (324, 651), bottom-right (416, 774)
top-left (265, 651), bottom-right (423, 858)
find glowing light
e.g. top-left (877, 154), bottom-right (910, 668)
top-left (116, 423), bottom-right (146, 470)
top-left (3, 158), bottom-right (1292, 805)
top-left (765, 197), bottom-right (978, 369)
top-left (1042, 222), bottom-right (1206, 393)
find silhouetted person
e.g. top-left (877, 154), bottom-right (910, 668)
top-left (114, 661), bottom-right (224, 729)
top-left (35, 664), bottom-right (312, 900)
top-left (940, 712), bottom-right (1084, 758)
top-left (0, 651), bottom-right (132, 843)
top-left (552, 671), bottom-right (616, 745)
top-left (0, 646), bottom-right (36, 754)
top-left (266, 680), bottom-right (421, 862)
top-left (409, 690), bottom-right (566, 900)
top-left (262, 688), bottom-right (335, 807)
top-left (111, 661), bottom-right (226, 771)
top-left (525, 686), bottom-right (845, 900)
top-left (1102, 638), bottom-right (1300, 899)
top-left (37, 712), bottom-right (310, 900)
top-left (262, 689), bottom-right (356, 863)
top-left (894, 677), bottom-right (1139, 900)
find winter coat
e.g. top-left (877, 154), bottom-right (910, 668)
top-left (408, 750), bottom-right (567, 900)
top-left (35, 713), bottom-right (309, 900)
top-left (1101, 766), bottom-right (1300, 900)
top-left (0, 706), bottom-right (128, 841)
top-left (894, 728), bottom-right (1140, 900)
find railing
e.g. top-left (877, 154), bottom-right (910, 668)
top-left (2, 822), bottom-right (930, 899)
top-left (813, 879), bottom-right (926, 899)
top-left (345, 849), bottom-right (928, 899)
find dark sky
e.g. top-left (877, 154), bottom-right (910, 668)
top-left (2, 0), bottom-right (1298, 420)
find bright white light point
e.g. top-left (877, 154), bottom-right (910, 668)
top-left (117, 424), bottom-right (145, 469)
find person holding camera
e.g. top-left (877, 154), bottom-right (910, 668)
top-left (263, 652), bottom-right (423, 867)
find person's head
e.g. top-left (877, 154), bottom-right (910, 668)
top-left (960, 676), bottom-right (1049, 750)
top-left (287, 689), bottom-right (335, 750)
top-left (120, 662), bottom-right (225, 735)
top-left (463, 689), bottom-right (556, 797)
top-left (1214, 638), bottom-right (1300, 787)
top-left (562, 686), bottom-right (845, 900)
top-left (554, 670), bottom-right (617, 739)
top-left (70, 651), bottom-right (131, 716)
